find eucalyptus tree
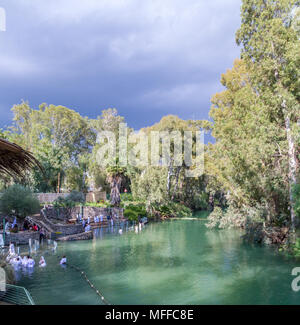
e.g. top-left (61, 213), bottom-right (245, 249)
top-left (236, 0), bottom-right (300, 229)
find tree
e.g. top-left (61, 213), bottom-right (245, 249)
top-left (208, 59), bottom-right (290, 227)
top-left (236, 0), bottom-right (300, 229)
top-left (9, 102), bottom-right (94, 192)
top-left (0, 184), bottom-right (40, 220)
top-left (106, 165), bottom-right (126, 206)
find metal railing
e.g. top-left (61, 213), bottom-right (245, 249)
top-left (0, 284), bottom-right (35, 305)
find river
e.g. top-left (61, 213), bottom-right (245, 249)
top-left (15, 220), bottom-right (300, 305)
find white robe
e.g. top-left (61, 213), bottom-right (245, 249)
top-left (9, 243), bottom-right (15, 255)
top-left (60, 258), bottom-right (67, 265)
top-left (27, 258), bottom-right (35, 268)
top-left (22, 257), bottom-right (28, 267)
top-left (39, 257), bottom-right (46, 267)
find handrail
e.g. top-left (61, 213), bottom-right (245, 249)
top-left (0, 284), bottom-right (35, 305)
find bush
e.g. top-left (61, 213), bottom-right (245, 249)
top-left (84, 201), bottom-right (111, 208)
top-left (124, 204), bottom-right (147, 221)
top-left (155, 202), bottom-right (192, 218)
top-left (120, 193), bottom-right (134, 202)
top-left (206, 206), bottom-right (246, 229)
top-left (0, 184), bottom-right (40, 219)
top-left (67, 191), bottom-right (85, 204)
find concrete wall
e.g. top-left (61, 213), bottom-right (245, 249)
top-left (35, 193), bottom-right (68, 203)
top-left (3, 231), bottom-right (40, 245)
top-left (35, 192), bottom-right (107, 204)
top-left (45, 206), bottom-right (124, 220)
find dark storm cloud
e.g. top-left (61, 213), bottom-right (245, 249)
top-left (0, 0), bottom-right (241, 130)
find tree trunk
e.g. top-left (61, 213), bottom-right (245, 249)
top-left (171, 167), bottom-right (182, 201)
top-left (110, 176), bottom-right (122, 206)
top-left (283, 102), bottom-right (297, 230)
top-left (57, 172), bottom-right (61, 193)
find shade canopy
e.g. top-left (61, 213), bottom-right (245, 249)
top-left (0, 138), bottom-right (42, 178)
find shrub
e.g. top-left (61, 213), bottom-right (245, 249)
top-left (155, 202), bottom-right (192, 218)
top-left (67, 191), bottom-right (85, 204)
top-left (0, 184), bottom-right (40, 219)
top-left (124, 204), bottom-right (147, 221)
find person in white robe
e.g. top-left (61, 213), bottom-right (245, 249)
top-left (22, 255), bottom-right (29, 267)
top-left (5, 222), bottom-right (11, 234)
top-left (9, 242), bottom-right (15, 255)
top-left (85, 224), bottom-right (91, 232)
top-left (60, 256), bottom-right (67, 265)
top-left (27, 256), bottom-right (35, 268)
top-left (39, 256), bottom-right (46, 267)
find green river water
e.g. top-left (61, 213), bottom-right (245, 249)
top-left (15, 220), bottom-right (300, 305)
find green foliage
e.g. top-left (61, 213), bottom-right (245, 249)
top-left (67, 191), bottom-right (86, 204)
top-left (124, 204), bottom-right (147, 221)
top-left (0, 184), bottom-right (40, 219)
top-left (293, 184), bottom-right (300, 219)
top-left (84, 201), bottom-right (111, 208)
top-left (206, 206), bottom-right (246, 229)
top-left (291, 238), bottom-right (300, 257)
top-left (53, 191), bottom-right (85, 209)
top-left (155, 202), bottom-right (193, 218)
top-left (120, 193), bottom-right (134, 202)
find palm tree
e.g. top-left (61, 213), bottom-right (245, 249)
top-left (106, 165), bottom-right (126, 206)
top-left (0, 138), bottom-right (42, 178)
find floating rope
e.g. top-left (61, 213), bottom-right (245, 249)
top-left (57, 256), bottom-right (111, 305)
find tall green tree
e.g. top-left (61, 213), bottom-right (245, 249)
top-left (236, 0), bottom-right (300, 229)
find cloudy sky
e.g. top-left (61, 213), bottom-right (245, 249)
top-left (0, 0), bottom-right (241, 130)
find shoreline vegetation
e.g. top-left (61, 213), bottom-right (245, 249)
top-left (0, 0), bottom-right (299, 261)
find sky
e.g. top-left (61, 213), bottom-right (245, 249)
top-left (0, 0), bottom-right (241, 130)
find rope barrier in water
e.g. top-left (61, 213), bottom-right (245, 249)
top-left (57, 256), bottom-right (111, 305)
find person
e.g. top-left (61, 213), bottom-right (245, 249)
top-left (27, 256), bottom-right (35, 268)
top-left (87, 216), bottom-right (90, 224)
top-left (39, 256), bottom-right (46, 267)
top-left (9, 242), bottom-right (15, 255)
top-left (82, 219), bottom-right (86, 228)
top-left (13, 257), bottom-right (22, 268)
top-left (60, 256), bottom-right (67, 265)
top-left (100, 215), bottom-right (103, 223)
top-left (23, 219), bottom-right (29, 231)
top-left (22, 255), bottom-right (29, 267)
top-left (12, 217), bottom-right (17, 229)
top-left (118, 228), bottom-right (123, 235)
top-left (111, 218), bottom-right (114, 227)
top-left (85, 224), bottom-right (91, 232)
top-left (39, 227), bottom-right (45, 243)
top-left (5, 221), bottom-right (11, 234)
top-left (32, 224), bottom-right (38, 232)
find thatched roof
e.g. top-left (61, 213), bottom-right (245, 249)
top-left (0, 138), bottom-right (42, 178)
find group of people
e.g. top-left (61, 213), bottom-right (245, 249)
top-left (6, 242), bottom-right (67, 270)
top-left (77, 214), bottom-right (114, 232)
top-left (3, 219), bottom-right (46, 244)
